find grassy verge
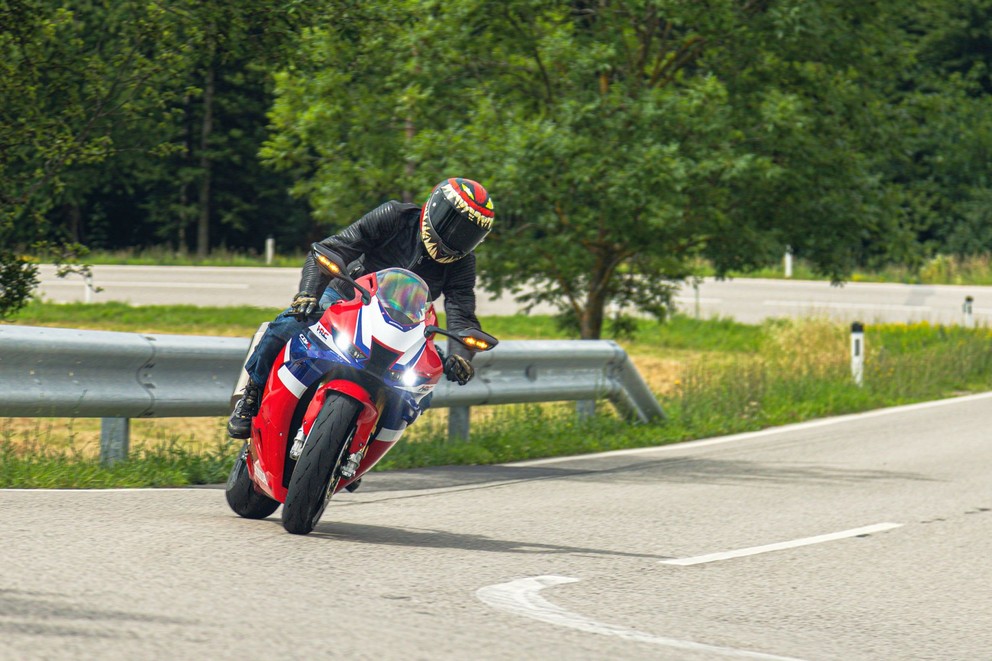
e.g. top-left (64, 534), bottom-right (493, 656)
top-left (9, 300), bottom-right (281, 336)
top-left (3, 305), bottom-right (991, 487)
top-left (0, 439), bottom-right (236, 489)
top-left (380, 319), bottom-right (992, 469)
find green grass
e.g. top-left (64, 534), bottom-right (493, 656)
top-left (9, 300), bottom-right (281, 336)
top-left (381, 319), bottom-right (992, 470)
top-left (9, 300), bottom-right (763, 351)
top-left (0, 438), bottom-right (237, 488)
top-left (3, 304), bottom-right (991, 487)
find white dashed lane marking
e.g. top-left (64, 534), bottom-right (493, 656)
top-left (659, 522), bottom-right (903, 566)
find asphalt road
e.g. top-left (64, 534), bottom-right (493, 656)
top-left (3, 393), bottom-right (991, 660)
top-left (34, 264), bottom-right (992, 324)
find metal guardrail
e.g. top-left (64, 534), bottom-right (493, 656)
top-left (0, 325), bottom-right (664, 462)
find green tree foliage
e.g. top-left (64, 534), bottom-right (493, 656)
top-left (264, 0), bottom-right (918, 338)
top-left (0, 1), bottom-right (318, 318)
top-left (0, 0), bottom-right (186, 317)
top-left (892, 0), bottom-right (992, 258)
top-left (48, 1), bottom-right (317, 258)
top-left (5, 0), bottom-right (991, 329)
top-left (262, 1), bottom-right (424, 224)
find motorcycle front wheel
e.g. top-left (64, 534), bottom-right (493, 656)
top-left (225, 444), bottom-right (280, 519)
top-left (281, 393), bottom-right (362, 535)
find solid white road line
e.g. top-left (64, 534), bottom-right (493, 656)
top-left (477, 575), bottom-right (805, 660)
top-left (508, 391), bottom-right (992, 467)
top-left (660, 523), bottom-right (903, 566)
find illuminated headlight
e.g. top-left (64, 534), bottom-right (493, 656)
top-left (332, 331), bottom-right (366, 361)
top-left (334, 332), bottom-right (353, 353)
top-left (388, 368), bottom-right (423, 386)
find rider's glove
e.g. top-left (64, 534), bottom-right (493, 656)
top-left (289, 291), bottom-right (319, 320)
top-left (443, 354), bottom-right (474, 385)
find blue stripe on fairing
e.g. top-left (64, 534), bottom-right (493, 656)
top-left (285, 332), bottom-right (351, 389)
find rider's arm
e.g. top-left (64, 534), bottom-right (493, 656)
top-left (297, 201), bottom-right (404, 297)
top-left (441, 253), bottom-right (481, 362)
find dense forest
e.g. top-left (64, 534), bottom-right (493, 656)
top-left (2, 0), bottom-right (991, 336)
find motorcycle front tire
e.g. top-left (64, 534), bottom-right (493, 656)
top-left (225, 444), bottom-right (280, 519)
top-left (281, 393), bottom-right (362, 535)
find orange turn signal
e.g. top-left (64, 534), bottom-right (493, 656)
top-left (464, 337), bottom-right (489, 350)
top-left (316, 254), bottom-right (341, 274)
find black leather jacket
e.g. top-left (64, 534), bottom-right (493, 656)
top-left (298, 201), bottom-right (481, 358)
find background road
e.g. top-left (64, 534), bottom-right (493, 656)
top-left (3, 393), bottom-right (991, 659)
top-left (35, 264), bottom-right (992, 324)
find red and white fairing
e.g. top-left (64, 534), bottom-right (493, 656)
top-left (246, 268), bottom-right (444, 501)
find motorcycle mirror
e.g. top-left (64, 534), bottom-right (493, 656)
top-left (424, 326), bottom-right (498, 352)
top-left (456, 329), bottom-right (499, 352)
top-left (311, 243), bottom-right (372, 305)
top-left (311, 243), bottom-right (347, 276)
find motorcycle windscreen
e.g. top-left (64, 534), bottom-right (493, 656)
top-left (375, 268), bottom-right (430, 326)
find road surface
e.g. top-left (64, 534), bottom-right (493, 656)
top-left (3, 393), bottom-right (991, 659)
top-left (34, 265), bottom-right (991, 324)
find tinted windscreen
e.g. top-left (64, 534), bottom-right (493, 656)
top-left (376, 269), bottom-right (429, 325)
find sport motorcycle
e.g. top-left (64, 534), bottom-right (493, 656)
top-left (225, 243), bottom-right (498, 534)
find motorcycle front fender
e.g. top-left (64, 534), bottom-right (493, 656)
top-left (302, 379), bottom-right (380, 456)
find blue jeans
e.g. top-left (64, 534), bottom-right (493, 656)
top-left (244, 289), bottom-right (344, 388)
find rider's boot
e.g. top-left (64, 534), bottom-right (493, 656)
top-left (227, 381), bottom-right (260, 439)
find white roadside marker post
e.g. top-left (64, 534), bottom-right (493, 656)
top-left (265, 236), bottom-right (275, 265)
top-left (964, 296), bottom-right (975, 328)
top-left (851, 321), bottom-right (864, 386)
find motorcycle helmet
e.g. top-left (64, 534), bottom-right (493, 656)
top-left (420, 178), bottom-right (494, 264)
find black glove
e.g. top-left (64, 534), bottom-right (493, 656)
top-left (289, 291), bottom-right (319, 320)
top-left (444, 354), bottom-right (474, 385)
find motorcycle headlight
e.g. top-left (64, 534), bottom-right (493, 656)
top-left (388, 368), bottom-right (425, 386)
top-left (332, 329), bottom-right (367, 361)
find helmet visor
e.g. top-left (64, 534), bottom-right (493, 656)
top-left (429, 201), bottom-right (490, 257)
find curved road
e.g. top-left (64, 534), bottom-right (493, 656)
top-left (34, 264), bottom-right (992, 324)
top-left (3, 393), bottom-right (992, 659)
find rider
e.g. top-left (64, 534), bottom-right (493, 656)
top-left (227, 177), bottom-right (495, 439)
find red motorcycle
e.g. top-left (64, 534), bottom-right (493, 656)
top-left (225, 244), bottom-right (497, 534)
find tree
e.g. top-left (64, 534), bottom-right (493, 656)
top-left (888, 0), bottom-right (992, 258)
top-left (44, 1), bottom-right (319, 259)
top-left (0, 0), bottom-right (187, 317)
top-left (262, 0), bottom-right (423, 226)
top-left (266, 0), bottom-right (915, 338)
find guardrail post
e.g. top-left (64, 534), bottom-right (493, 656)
top-left (100, 418), bottom-right (130, 465)
top-left (448, 407), bottom-right (470, 440)
top-left (576, 400), bottom-right (596, 420)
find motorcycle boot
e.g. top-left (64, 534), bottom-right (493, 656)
top-left (227, 381), bottom-right (260, 439)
